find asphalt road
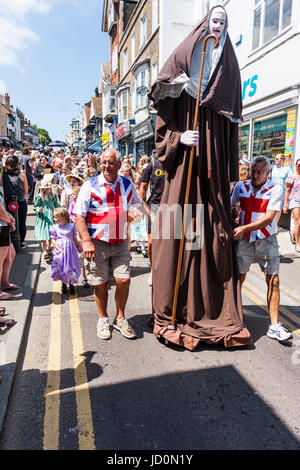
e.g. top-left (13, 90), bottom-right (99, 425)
top-left (1, 249), bottom-right (300, 451)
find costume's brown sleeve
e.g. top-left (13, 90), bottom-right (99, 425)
top-left (155, 97), bottom-right (182, 174)
top-left (229, 122), bottom-right (239, 183)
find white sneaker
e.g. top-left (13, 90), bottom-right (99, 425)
top-left (267, 322), bottom-right (293, 342)
top-left (113, 318), bottom-right (136, 339)
top-left (97, 318), bottom-right (111, 340)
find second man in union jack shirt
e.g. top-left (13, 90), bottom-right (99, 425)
top-left (231, 155), bottom-right (292, 343)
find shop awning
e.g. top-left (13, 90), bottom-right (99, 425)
top-left (87, 139), bottom-right (102, 152)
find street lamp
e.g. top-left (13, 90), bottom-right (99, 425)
top-left (75, 102), bottom-right (81, 115)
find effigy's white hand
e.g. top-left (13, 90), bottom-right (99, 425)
top-left (180, 130), bottom-right (199, 147)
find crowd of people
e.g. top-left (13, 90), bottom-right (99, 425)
top-left (0, 142), bottom-right (299, 343)
top-left (0, 144), bottom-right (163, 333)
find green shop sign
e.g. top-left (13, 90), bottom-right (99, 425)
top-left (254, 116), bottom-right (287, 134)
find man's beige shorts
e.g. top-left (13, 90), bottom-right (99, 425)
top-left (236, 234), bottom-right (280, 276)
top-left (87, 239), bottom-right (131, 285)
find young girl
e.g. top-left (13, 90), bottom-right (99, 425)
top-left (130, 175), bottom-right (148, 256)
top-left (68, 187), bottom-right (90, 288)
top-left (50, 208), bottom-right (81, 295)
top-left (33, 178), bottom-right (60, 259)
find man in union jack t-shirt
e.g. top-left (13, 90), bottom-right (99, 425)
top-left (231, 155), bottom-right (292, 343)
top-left (74, 149), bottom-right (150, 341)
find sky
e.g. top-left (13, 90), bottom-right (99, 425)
top-left (0, 0), bottom-right (109, 141)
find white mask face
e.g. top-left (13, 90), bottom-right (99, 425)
top-left (209, 10), bottom-right (226, 38)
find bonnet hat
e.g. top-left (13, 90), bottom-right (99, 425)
top-left (65, 169), bottom-right (84, 185)
top-left (40, 173), bottom-right (56, 189)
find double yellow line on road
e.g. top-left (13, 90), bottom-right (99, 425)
top-left (242, 280), bottom-right (300, 338)
top-left (43, 282), bottom-right (95, 450)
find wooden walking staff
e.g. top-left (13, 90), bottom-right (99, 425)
top-left (168, 34), bottom-right (219, 332)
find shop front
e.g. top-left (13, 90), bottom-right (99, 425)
top-left (132, 115), bottom-right (156, 163)
top-left (115, 120), bottom-right (135, 158)
top-left (239, 107), bottom-right (297, 166)
top-left (240, 36), bottom-right (300, 167)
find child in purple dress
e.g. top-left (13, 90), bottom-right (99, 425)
top-left (68, 187), bottom-right (90, 288)
top-left (50, 208), bottom-right (81, 295)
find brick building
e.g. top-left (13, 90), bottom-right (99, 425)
top-left (101, 0), bottom-right (160, 161)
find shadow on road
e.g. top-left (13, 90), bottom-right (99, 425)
top-left (1, 361), bottom-right (299, 450)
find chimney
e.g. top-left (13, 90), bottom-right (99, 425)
top-left (4, 93), bottom-right (10, 108)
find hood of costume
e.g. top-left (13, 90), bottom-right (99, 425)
top-left (148, 5), bottom-right (242, 123)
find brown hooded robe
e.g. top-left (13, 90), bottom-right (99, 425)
top-left (148, 7), bottom-right (252, 350)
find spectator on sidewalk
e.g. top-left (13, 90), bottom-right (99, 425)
top-left (50, 208), bottom-right (81, 296)
top-left (58, 163), bottom-right (72, 194)
top-left (271, 154), bottom-right (292, 231)
top-left (3, 156), bottom-right (28, 249)
top-left (33, 178), bottom-right (60, 260)
top-left (283, 158), bottom-right (300, 252)
top-left (130, 175), bottom-right (148, 255)
top-left (19, 148), bottom-right (35, 203)
top-left (0, 191), bottom-right (19, 301)
top-left (33, 155), bottom-right (55, 201)
top-left (139, 151), bottom-right (165, 283)
top-left (68, 186), bottom-right (90, 288)
top-left (231, 155), bottom-right (292, 343)
top-left (74, 149), bottom-right (149, 341)
top-left (61, 169), bottom-right (84, 210)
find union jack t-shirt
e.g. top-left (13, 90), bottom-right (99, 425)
top-left (231, 179), bottom-right (283, 243)
top-left (73, 173), bottom-right (142, 244)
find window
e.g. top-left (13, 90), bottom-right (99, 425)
top-left (140, 13), bottom-right (147, 49)
top-left (282, 0), bottom-right (293, 29)
top-left (135, 66), bottom-right (149, 110)
top-left (123, 48), bottom-right (128, 77)
top-left (107, 1), bottom-right (115, 31)
top-left (131, 33), bottom-right (135, 63)
top-left (104, 87), bottom-right (116, 115)
top-left (112, 45), bottom-right (118, 74)
top-left (110, 89), bottom-right (116, 113)
top-left (152, 0), bottom-right (159, 32)
top-left (253, 113), bottom-right (287, 161)
top-left (119, 89), bottom-right (128, 122)
top-left (252, 0), bottom-right (293, 50)
top-left (239, 124), bottom-right (250, 157)
top-left (151, 61), bottom-right (158, 84)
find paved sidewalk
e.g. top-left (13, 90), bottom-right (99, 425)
top-left (0, 206), bottom-right (41, 435)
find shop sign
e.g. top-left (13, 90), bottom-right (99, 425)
top-left (101, 133), bottom-right (109, 146)
top-left (254, 116), bottom-right (286, 134)
top-left (132, 118), bottom-right (154, 143)
top-left (115, 121), bottom-right (130, 141)
top-left (242, 74), bottom-right (258, 101)
top-left (285, 108), bottom-right (297, 165)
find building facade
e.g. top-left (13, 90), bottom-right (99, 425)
top-left (101, 1), bottom-right (120, 150)
top-left (99, 0), bottom-right (299, 168)
top-left (158, 0), bottom-right (300, 167)
top-left (0, 93), bottom-right (39, 148)
top-left (228, 0), bottom-right (299, 166)
top-left (117, 0), bottom-right (160, 160)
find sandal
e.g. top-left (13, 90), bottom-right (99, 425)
top-left (0, 291), bottom-right (14, 300)
top-left (0, 307), bottom-right (6, 316)
top-left (0, 318), bottom-right (14, 327)
top-left (289, 231), bottom-right (296, 245)
top-left (1, 283), bottom-right (20, 291)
